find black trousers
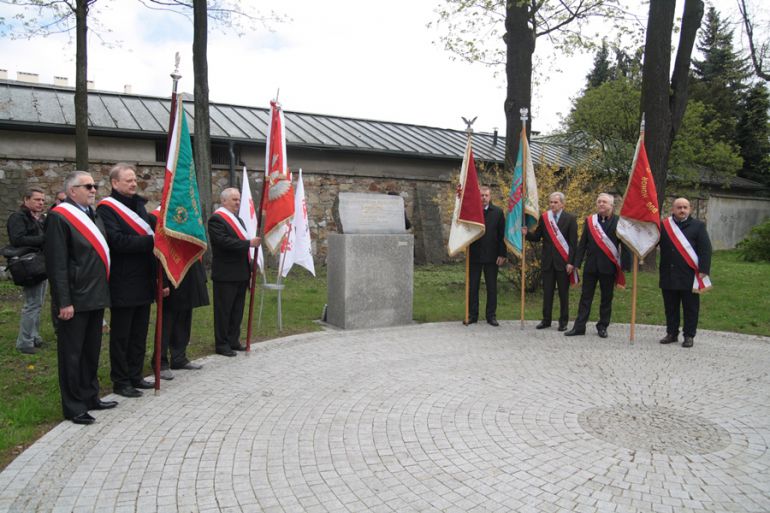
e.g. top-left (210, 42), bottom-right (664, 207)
top-left (57, 308), bottom-right (104, 419)
top-left (542, 268), bottom-right (570, 325)
top-left (109, 304), bottom-right (151, 389)
top-left (469, 262), bottom-right (498, 320)
top-left (152, 308), bottom-right (193, 369)
top-left (573, 271), bottom-right (615, 331)
top-left (662, 288), bottom-right (700, 338)
top-left (213, 280), bottom-right (248, 351)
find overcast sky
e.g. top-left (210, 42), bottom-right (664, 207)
top-left (0, 0), bottom-right (759, 136)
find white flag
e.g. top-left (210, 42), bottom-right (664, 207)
top-left (238, 166), bottom-right (264, 273)
top-left (281, 169), bottom-right (315, 277)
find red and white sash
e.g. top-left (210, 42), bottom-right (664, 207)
top-left (587, 214), bottom-right (625, 288)
top-left (53, 203), bottom-right (111, 279)
top-left (662, 217), bottom-right (712, 293)
top-left (98, 197), bottom-right (154, 236)
top-left (544, 210), bottom-right (579, 286)
top-left (214, 207), bottom-right (251, 263)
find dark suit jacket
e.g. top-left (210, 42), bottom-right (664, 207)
top-left (208, 212), bottom-right (251, 282)
top-left (525, 211), bottom-right (578, 271)
top-left (469, 203), bottom-right (506, 264)
top-left (164, 260), bottom-right (209, 311)
top-left (96, 191), bottom-right (156, 307)
top-left (659, 216), bottom-right (712, 290)
top-left (572, 214), bottom-right (629, 275)
top-left (44, 199), bottom-right (110, 312)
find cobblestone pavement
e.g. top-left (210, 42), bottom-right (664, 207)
top-left (1, 322), bottom-right (769, 513)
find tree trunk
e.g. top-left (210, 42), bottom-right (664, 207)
top-left (74, 0), bottom-right (89, 170)
top-left (192, 0), bottom-right (212, 223)
top-left (641, 0), bottom-right (704, 209)
top-left (504, 2), bottom-right (535, 176)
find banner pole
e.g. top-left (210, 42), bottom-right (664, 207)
top-left (519, 110), bottom-right (529, 330)
top-left (245, 254), bottom-right (258, 352)
top-left (630, 254), bottom-right (638, 343)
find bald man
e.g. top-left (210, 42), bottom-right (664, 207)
top-left (209, 188), bottom-right (261, 357)
top-left (658, 198), bottom-right (712, 348)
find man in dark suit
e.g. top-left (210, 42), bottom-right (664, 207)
top-left (659, 197), bottom-right (712, 348)
top-left (468, 185), bottom-right (506, 326)
top-left (566, 193), bottom-right (628, 338)
top-left (97, 163), bottom-right (158, 398)
top-left (45, 171), bottom-right (116, 425)
top-left (524, 191), bottom-right (578, 331)
top-left (209, 188), bottom-right (261, 357)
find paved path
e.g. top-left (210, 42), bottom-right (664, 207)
top-left (1, 322), bottom-right (769, 513)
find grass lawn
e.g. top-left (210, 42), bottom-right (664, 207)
top-left (1, 250), bottom-right (768, 469)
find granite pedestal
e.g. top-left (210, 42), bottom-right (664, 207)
top-left (327, 233), bottom-right (413, 329)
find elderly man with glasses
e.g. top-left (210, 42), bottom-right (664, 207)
top-left (45, 170), bottom-right (116, 425)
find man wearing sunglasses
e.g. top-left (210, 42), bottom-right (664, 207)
top-left (97, 163), bottom-right (159, 398)
top-left (45, 171), bottom-right (115, 425)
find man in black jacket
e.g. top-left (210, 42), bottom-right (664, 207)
top-left (96, 163), bottom-right (157, 398)
top-left (566, 193), bottom-right (629, 339)
top-left (209, 188), bottom-right (261, 357)
top-left (524, 191), bottom-right (578, 331)
top-left (659, 198), bottom-right (712, 348)
top-left (45, 171), bottom-right (115, 425)
top-left (468, 185), bottom-right (506, 326)
top-left (7, 187), bottom-right (47, 354)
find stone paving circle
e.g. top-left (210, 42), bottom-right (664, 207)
top-left (1, 322), bottom-right (769, 513)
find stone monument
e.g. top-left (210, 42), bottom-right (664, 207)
top-left (327, 193), bottom-right (413, 329)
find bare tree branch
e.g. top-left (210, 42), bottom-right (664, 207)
top-left (738, 0), bottom-right (770, 81)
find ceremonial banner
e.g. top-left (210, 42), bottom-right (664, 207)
top-left (153, 98), bottom-right (208, 287)
top-left (281, 169), bottom-right (315, 277)
top-left (263, 101), bottom-right (295, 254)
top-left (504, 128), bottom-right (539, 257)
top-left (238, 166), bottom-right (264, 273)
top-left (617, 131), bottom-right (660, 259)
top-left (447, 135), bottom-right (485, 256)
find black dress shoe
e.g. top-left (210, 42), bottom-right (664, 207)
top-left (564, 328), bottom-right (585, 337)
top-left (659, 334), bottom-right (678, 344)
top-left (682, 336), bottom-right (694, 348)
top-left (71, 412), bottom-right (95, 425)
top-left (463, 318), bottom-right (478, 325)
top-left (557, 323), bottom-right (568, 332)
top-left (597, 327), bottom-right (608, 338)
top-left (92, 399), bottom-right (118, 410)
top-left (216, 348), bottom-right (237, 357)
top-left (132, 379), bottom-right (154, 390)
top-left (114, 386), bottom-right (142, 398)
top-left (171, 362), bottom-right (203, 370)
top-left (536, 321), bottom-right (551, 329)
top-left (231, 344), bottom-right (247, 351)
top-left (487, 318), bottom-right (499, 327)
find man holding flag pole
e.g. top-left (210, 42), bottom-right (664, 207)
top-left (616, 116), bottom-right (661, 342)
top-left (504, 108), bottom-right (539, 329)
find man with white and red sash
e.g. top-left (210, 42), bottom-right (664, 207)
top-left (97, 163), bottom-right (158, 398)
top-left (45, 171), bottom-right (115, 425)
top-left (566, 193), bottom-right (629, 339)
top-left (208, 188), bottom-right (261, 357)
top-left (524, 191), bottom-right (578, 331)
top-left (659, 197), bottom-right (712, 348)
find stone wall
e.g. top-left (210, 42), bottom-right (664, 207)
top-left (0, 157), bottom-right (452, 264)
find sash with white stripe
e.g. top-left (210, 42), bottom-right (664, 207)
top-left (543, 210), bottom-right (579, 286)
top-left (214, 207), bottom-right (251, 263)
top-left (214, 207), bottom-right (248, 240)
top-left (52, 203), bottom-right (111, 279)
top-left (662, 216), bottom-right (712, 293)
top-left (587, 214), bottom-right (625, 288)
top-left (98, 197), bottom-right (154, 236)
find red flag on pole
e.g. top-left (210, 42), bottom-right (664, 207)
top-left (447, 134), bottom-right (485, 256)
top-left (617, 123), bottom-right (660, 259)
top-left (262, 101), bottom-right (295, 254)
